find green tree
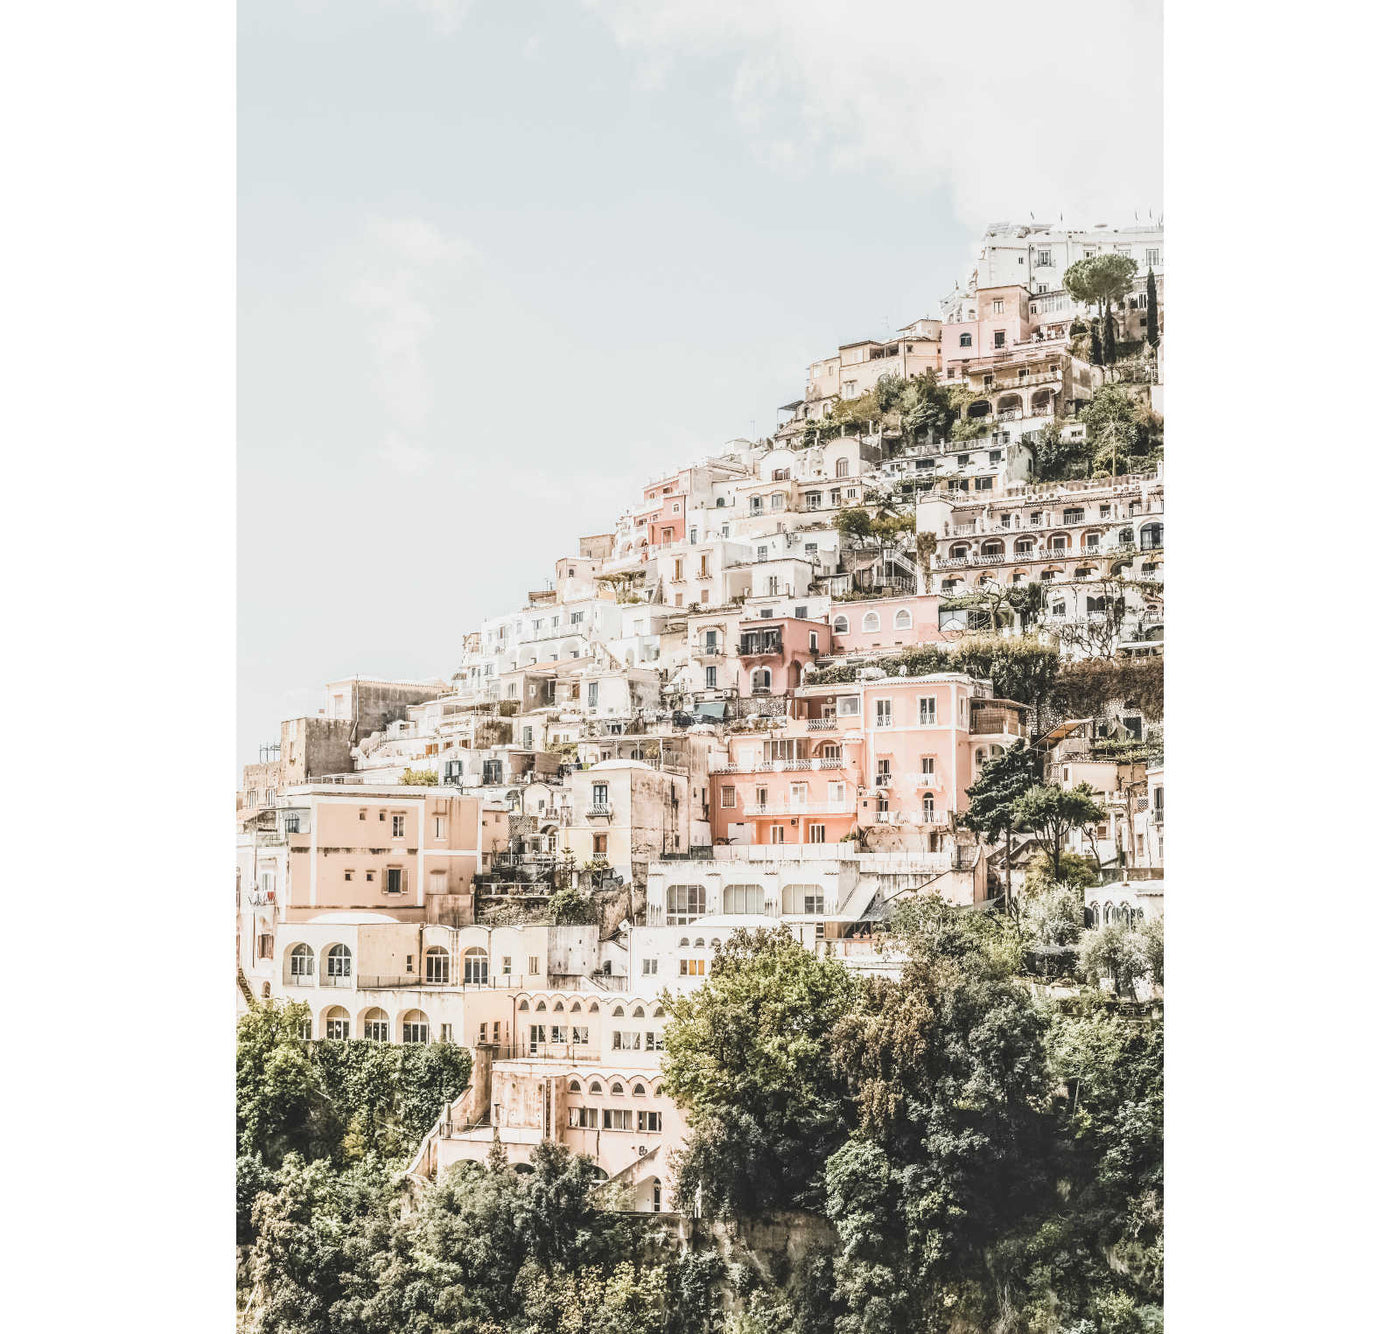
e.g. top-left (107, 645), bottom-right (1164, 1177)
top-left (399, 767), bottom-right (438, 785)
top-left (236, 1000), bottom-right (324, 1163)
top-left (549, 885), bottom-right (597, 925)
top-left (962, 740), bottom-right (1041, 913)
top-left (1078, 921), bottom-right (1150, 997)
top-left (1012, 784), bottom-right (1107, 880)
top-left (833, 507), bottom-right (874, 542)
top-left (1063, 254), bottom-right (1139, 327)
top-left (825, 901), bottom-right (1054, 1333)
top-left (1102, 309), bottom-right (1117, 365)
top-left (1089, 321), bottom-right (1103, 366)
top-left (1144, 268), bottom-right (1159, 348)
top-left (662, 927), bottom-right (859, 1213)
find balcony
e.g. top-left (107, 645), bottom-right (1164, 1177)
top-left (806, 718), bottom-right (837, 731)
top-left (741, 799), bottom-right (854, 817)
top-left (585, 803), bottom-right (612, 819)
top-left (738, 630), bottom-right (784, 658)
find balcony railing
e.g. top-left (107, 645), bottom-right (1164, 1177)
top-left (585, 803), bottom-right (611, 818)
top-left (806, 718), bottom-right (837, 731)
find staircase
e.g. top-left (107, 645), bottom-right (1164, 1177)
top-left (236, 967), bottom-right (255, 1007)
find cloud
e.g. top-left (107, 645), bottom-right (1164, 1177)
top-left (582, 0), bottom-right (1162, 227)
top-left (382, 0), bottom-right (472, 36)
top-left (344, 217), bottom-right (475, 471)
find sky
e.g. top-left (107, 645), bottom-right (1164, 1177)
top-left (238, 0), bottom-right (1163, 769)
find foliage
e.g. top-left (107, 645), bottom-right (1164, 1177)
top-left (1024, 850), bottom-right (1100, 895)
top-left (237, 1000), bottom-right (472, 1169)
top-left (1088, 322), bottom-right (1102, 366)
top-left (963, 740), bottom-right (1041, 907)
top-left (662, 927), bottom-right (859, 1213)
top-left (549, 885), bottom-right (598, 925)
top-left (1048, 655), bottom-right (1164, 723)
top-left (1102, 311), bottom-right (1117, 365)
top-left (1013, 784), bottom-right (1107, 879)
top-left (1145, 269), bottom-right (1159, 348)
top-left (870, 511), bottom-right (914, 542)
top-left (832, 507), bottom-right (874, 541)
top-left (1078, 922), bottom-right (1152, 997)
top-left (399, 768), bottom-right (438, 785)
top-left (1063, 254), bottom-right (1139, 319)
top-left (1027, 417), bottom-right (1092, 482)
top-left (1083, 384), bottom-right (1161, 474)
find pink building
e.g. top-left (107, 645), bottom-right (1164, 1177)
top-left (735, 616), bottom-right (831, 697)
top-left (711, 674), bottom-right (1028, 852)
top-left (828, 595), bottom-right (946, 654)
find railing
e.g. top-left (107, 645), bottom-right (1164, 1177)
top-left (806, 718), bottom-right (837, 731)
top-left (740, 800), bottom-right (854, 816)
top-left (586, 803), bottom-right (611, 818)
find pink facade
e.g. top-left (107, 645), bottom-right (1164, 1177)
top-left (829, 595), bottom-right (946, 654)
top-left (710, 675), bottom-right (1028, 851)
top-left (735, 617), bottom-right (831, 697)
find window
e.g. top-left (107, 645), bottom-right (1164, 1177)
top-left (592, 833), bottom-right (608, 857)
top-left (325, 1011), bottom-right (350, 1041)
top-left (993, 330), bottom-right (1006, 348)
top-left (326, 944), bottom-right (351, 978)
top-left (720, 785), bottom-right (736, 809)
top-left (289, 944), bottom-right (314, 981)
top-left (808, 824), bottom-right (826, 843)
top-left (832, 614), bottom-right (849, 634)
top-left (679, 958), bottom-right (707, 976)
top-left (1037, 248), bottom-right (1053, 266)
top-left (602, 1108), bottom-right (635, 1131)
top-left (862, 611), bottom-right (880, 632)
top-left (403, 1014), bottom-right (429, 1044)
top-left (919, 697), bottom-right (937, 726)
top-left (837, 694), bottom-right (860, 716)
top-left (724, 883), bottom-right (764, 914)
top-left (390, 813), bottom-right (406, 838)
top-left (528, 956), bottom-right (540, 975)
top-left (784, 885), bottom-right (826, 914)
top-left (705, 665), bottom-right (718, 689)
top-left (923, 794), bottom-right (938, 822)
top-left (667, 884), bottom-right (704, 925)
top-left (751, 667), bottom-right (772, 693)
top-left (921, 756), bottom-right (937, 776)
top-left (875, 699), bottom-right (892, 728)
top-left (975, 476), bottom-right (993, 491)
top-left (363, 1010), bottom-right (389, 1042)
top-left (424, 947), bottom-right (449, 983)
top-left (958, 331), bottom-right (972, 348)
top-left (591, 782), bottom-right (609, 809)
top-left (385, 867), bottom-right (403, 895)
top-left (501, 956), bottom-right (512, 976)
top-left (462, 947), bottom-right (487, 985)
top-left (642, 957), bottom-right (658, 975)
top-left (1146, 247), bottom-right (1160, 267)
top-left (835, 458), bottom-right (849, 479)
top-left (992, 298), bottom-right (1004, 314)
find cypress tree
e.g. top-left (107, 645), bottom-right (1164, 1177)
top-left (1089, 321), bottom-right (1102, 365)
top-left (1146, 268), bottom-right (1159, 347)
top-left (1102, 311), bottom-right (1117, 365)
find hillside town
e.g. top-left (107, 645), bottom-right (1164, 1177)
top-left (237, 219), bottom-right (1166, 1218)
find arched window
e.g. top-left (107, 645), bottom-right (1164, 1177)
top-left (1140, 522), bottom-right (1163, 549)
top-left (612, 1005), bottom-right (625, 1017)
top-left (950, 544), bottom-right (969, 560)
top-left (893, 608), bottom-right (912, 631)
top-left (322, 944), bottom-right (351, 982)
top-left (832, 614), bottom-right (849, 634)
top-left (424, 947), bottom-right (449, 984)
top-left (402, 1010), bottom-right (429, 1044)
top-left (861, 612), bottom-right (880, 632)
top-left (610, 1082), bottom-right (625, 1095)
top-left (289, 944), bottom-right (314, 982)
top-left (922, 793), bottom-right (937, 822)
top-left (363, 1009), bottom-right (389, 1042)
top-left (981, 540), bottom-right (1004, 557)
top-left (710, 938), bottom-right (721, 950)
top-left (835, 458), bottom-right (849, 478)
top-left (750, 667), bottom-right (771, 693)
top-left (568, 1079), bottom-right (582, 1092)
top-left (534, 1000), bottom-right (547, 1012)
top-left (324, 1007), bottom-right (350, 1041)
top-left (652, 1005), bottom-right (665, 1019)
top-left (569, 1000), bottom-right (582, 1013)
top-left (518, 998), bottom-right (530, 1011)
top-left (1118, 527), bottom-right (1134, 546)
top-left (677, 938), bottom-right (689, 948)
top-left (632, 1006), bottom-right (645, 1018)
top-left (553, 1000), bottom-right (565, 1012)
top-left (589, 1081), bottom-right (603, 1094)
top-left (463, 947), bottom-right (488, 986)
top-left (632, 1083), bottom-right (647, 1097)
top-left (588, 1001), bottom-right (599, 1013)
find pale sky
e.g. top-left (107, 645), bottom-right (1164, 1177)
top-left (238, 0), bottom-right (1163, 768)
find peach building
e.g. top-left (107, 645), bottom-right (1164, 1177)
top-left (709, 674), bottom-right (1027, 852)
top-left (735, 616), bottom-right (831, 698)
top-left (277, 785), bottom-right (508, 924)
top-left (828, 595), bottom-right (946, 654)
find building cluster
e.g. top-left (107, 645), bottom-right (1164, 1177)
top-left (237, 220), bottom-right (1166, 1211)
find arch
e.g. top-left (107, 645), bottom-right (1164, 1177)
top-left (612, 1005), bottom-right (625, 1017)
top-left (893, 608), bottom-right (912, 631)
top-left (610, 1081), bottom-right (625, 1095)
top-left (835, 457), bottom-right (849, 479)
top-left (632, 1005), bottom-right (645, 1018)
top-left (589, 1080), bottom-right (603, 1094)
top-left (832, 613), bottom-right (850, 634)
top-left (462, 947), bottom-right (488, 986)
top-left (949, 544), bottom-right (970, 559)
top-left (1140, 522), bottom-right (1163, 549)
top-left (569, 1000), bottom-right (582, 1013)
top-left (553, 1000), bottom-right (565, 1012)
top-left (980, 539), bottom-right (1004, 557)
top-left (861, 611), bottom-right (880, 632)
top-left (362, 1008), bottom-right (389, 1042)
top-left (322, 1005), bottom-right (350, 1040)
top-left (995, 393), bottom-right (1022, 417)
top-left (287, 942), bottom-right (314, 981)
top-left (424, 946), bottom-right (449, 984)
top-left (632, 1083), bottom-right (647, 1097)
top-left (568, 1079), bottom-right (582, 1092)
top-left (967, 399), bottom-right (991, 419)
top-left (750, 666), bottom-right (772, 693)
top-left (321, 943), bottom-right (352, 981)
top-left (401, 1009), bottom-right (429, 1044)
top-left (534, 1000), bottom-right (547, 1012)
top-left (588, 1001), bottom-right (600, 1013)
top-left (677, 938), bottom-right (690, 948)
top-left (1031, 388), bottom-right (1054, 414)
top-left (651, 1005), bottom-right (665, 1019)
top-left (517, 998), bottom-right (530, 1011)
